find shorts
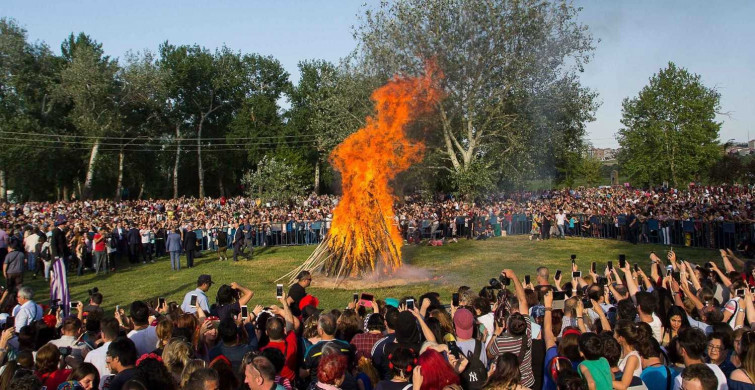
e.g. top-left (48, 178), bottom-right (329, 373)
top-left (6, 273), bottom-right (22, 291)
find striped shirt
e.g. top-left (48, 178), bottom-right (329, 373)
top-left (487, 315), bottom-right (534, 388)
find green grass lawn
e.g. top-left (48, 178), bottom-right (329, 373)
top-left (16, 236), bottom-right (721, 313)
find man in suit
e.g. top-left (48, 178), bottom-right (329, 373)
top-left (232, 221), bottom-right (245, 262)
top-left (166, 228), bottom-right (182, 271)
top-left (183, 225), bottom-right (197, 268)
top-left (127, 223), bottom-right (141, 264)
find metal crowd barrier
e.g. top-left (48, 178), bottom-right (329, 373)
top-left (397, 214), bottom-right (755, 250)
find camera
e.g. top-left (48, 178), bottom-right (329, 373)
top-left (498, 274), bottom-right (511, 286)
top-left (59, 346), bottom-right (72, 356)
top-left (447, 341), bottom-right (462, 358)
top-left (87, 287), bottom-right (99, 296)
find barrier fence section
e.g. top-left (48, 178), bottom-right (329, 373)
top-left (184, 215), bottom-right (755, 253)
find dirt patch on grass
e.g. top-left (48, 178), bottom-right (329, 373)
top-left (311, 265), bottom-right (446, 289)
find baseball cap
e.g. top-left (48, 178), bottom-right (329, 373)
top-left (453, 308), bottom-right (475, 339)
top-left (198, 275), bottom-right (214, 286)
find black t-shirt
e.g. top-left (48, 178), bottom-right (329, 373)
top-left (376, 380), bottom-right (413, 390)
top-left (213, 302), bottom-right (241, 321)
top-left (217, 231), bottom-right (228, 247)
top-left (288, 283), bottom-right (306, 316)
top-left (107, 367), bottom-right (136, 390)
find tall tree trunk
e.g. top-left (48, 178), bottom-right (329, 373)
top-left (0, 170), bottom-right (6, 201)
top-left (56, 184), bottom-right (61, 201)
top-left (218, 176), bottom-right (225, 197)
top-left (173, 124), bottom-right (181, 199)
top-left (314, 160), bottom-right (320, 195)
top-left (75, 178), bottom-right (83, 200)
top-left (137, 182), bottom-right (145, 200)
top-left (115, 148), bottom-right (125, 200)
top-left (83, 139), bottom-right (100, 199)
top-left (197, 118), bottom-right (205, 198)
top-left (62, 185), bottom-right (69, 201)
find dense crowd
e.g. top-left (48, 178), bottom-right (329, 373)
top-left (0, 184), bottom-right (753, 280)
top-left (1, 244), bottom-right (755, 390)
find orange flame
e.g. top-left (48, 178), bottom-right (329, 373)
top-left (325, 65), bottom-right (442, 276)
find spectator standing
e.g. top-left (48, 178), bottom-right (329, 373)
top-left (287, 270), bottom-right (312, 317)
top-left (23, 227), bottom-right (39, 272)
top-left (166, 229), bottom-right (182, 271)
top-left (127, 223), bottom-right (140, 264)
top-left (105, 337), bottom-right (138, 390)
top-left (93, 227), bottom-right (107, 275)
top-left (126, 301), bottom-right (158, 356)
top-left (85, 317), bottom-right (119, 389)
top-left (3, 241), bottom-right (25, 294)
top-left (184, 224), bottom-right (197, 268)
top-left (181, 274), bottom-right (213, 314)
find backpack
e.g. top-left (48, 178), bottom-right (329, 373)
top-left (460, 340), bottom-right (487, 390)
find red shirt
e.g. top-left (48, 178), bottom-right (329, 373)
top-left (260, 330), bottom-right (298, 381)
top-left (94, 233), bottom-right (106, 252)
top-left (37, 369), bottom-right (72, 390)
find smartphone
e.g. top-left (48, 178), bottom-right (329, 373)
top-left (241, 306), bottom-right (248, 318)
top-left (360, 293), bottom-right (375, 308)
top-left (554, 270), bottom-right (562, 280)
top-left (158, 297), bottom-right (165, 307)
top-left (406, 298), bottom-right (415, 310)
top-left (672, 271), bottom-right (681, 282)
top-left (607, 261), bottom-right (613, 271)
top-left (116, 305), bottom-right (120, 312)
top-left (69, 301), bottom-right (78, 309)
top-left (190, 294), bottom-right (198, 306)
top-left (750, 287), bottom-right (755, 294)
top-left (553, 291), bottom-right (566, 301)
top-left (634, 264), bottom-right (639, 273)
top-left (524, 275), bottom-right (531, 285)
top-left (353, 293), bottom-right (359, 302)
top-left (591, 262), bottom-right (597, 273)
top-left (572, 271), bottom-right (581, 278)
top-left (666, 265), bottom-right (673, 277)
top-left (452, 293), bottom-right (459, 307)
top-left (276, 284), bottom-right (284, 299)
top-left (736, 288), bottom-right (746, 297)
top-left (571, 254), bottom-right (577, 261)
top-left (582, 298), bottom-right (593, 309)
top-left (619, 254), bottom-right (626, 269)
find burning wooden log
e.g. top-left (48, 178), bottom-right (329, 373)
top-left (280, 63), bottom-right (442, 285)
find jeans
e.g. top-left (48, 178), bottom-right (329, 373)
top-left (27, 252), bottom-right (36, 271)
top-left (43, 260), bottom-right (52, 280)
top-left (94, 251), bottom-right (107, 274)
top-left (558, 224), bottom-right (565, 238)
top-left (170, 251), bottom-right (181, 270)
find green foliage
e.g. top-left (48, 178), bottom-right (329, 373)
top-left (241, 154), bottom-right (310, 205)
top-left (354, 0), bottom-right (598, 196)
top-left (617, 62), bottom-right (722, 187)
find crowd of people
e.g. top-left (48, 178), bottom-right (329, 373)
top-left (0, 184), bottom-right (753, 281)
top-left (1, 239), bottom-right (755, 390)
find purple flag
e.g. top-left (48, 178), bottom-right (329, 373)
top-left (50, 257), bottom-right (70, 316)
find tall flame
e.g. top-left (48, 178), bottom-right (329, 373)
top-left (285, 65), bottom-right (442, 280)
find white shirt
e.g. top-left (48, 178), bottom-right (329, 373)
top-left (127, 325), bottom-right (158, 356)
top-left (647, 314), bottom-right (663, 343)
top-left (84, 340), bottom-right (111, 390)
top-left (477, 312), bottom-right (495, 346)
top-left (24, 234), bottom-right (39, 253)
top-left (556, 213), bottom-right (566, 225)
top-left (13, 301), bottom-right (43, 329)
top-left (672, 363), bottom-right (728, 390)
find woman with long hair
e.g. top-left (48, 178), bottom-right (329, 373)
top-left (337, 309), bottom-right (362, 343)
top-left (153, 318), bottom-right (173, 355)
top-left (132, 354), bottom-right (177, 390)
top-left (35, 344), bottom-right (71, 390)
top-left (729, 331), bottom-right (755, 389)
top-left (612, 320), bottom-right (650, 390)
top-left (162, 339), bottom-right (193, 385)
top-left (193, 317), bottom-right (219, 361)
top-left (58, 362), bottom-right (100, 390)
top-left (661, 306), bottom-right (689, 347)
top-left (485, 352), bottom-right (528, 390)
top-left (412, 349), bottom-right (460, 390)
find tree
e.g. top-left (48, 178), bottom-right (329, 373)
top-left (617, 62), bottom-right (722, 187)
top-left (354, 0), bottom-right (597, 196)
top-left (56, 33), bottom-right (119, 199)
top-left (241, 154), bottom-right (309, 204)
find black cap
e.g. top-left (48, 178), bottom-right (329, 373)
top-left (198, 274), bottom-right (214, 286)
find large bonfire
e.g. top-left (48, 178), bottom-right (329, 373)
top-left (283, 67), bottom-right (441, 282)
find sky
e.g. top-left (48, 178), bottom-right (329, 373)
top-left (2, 1), bottom-right (753, 148)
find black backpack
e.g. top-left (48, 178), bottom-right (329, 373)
top-left (460, 339), bottom-right (488, 390)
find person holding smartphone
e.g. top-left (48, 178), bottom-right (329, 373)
top-left (181, 274), bottom-right (213, 314)
top-left (259, 290), bottom-right (298, 382)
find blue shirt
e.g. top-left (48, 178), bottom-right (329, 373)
top-left (181, 288), bottom-right (210, 314)
top-left (641, 365), bottom-right (679, 390)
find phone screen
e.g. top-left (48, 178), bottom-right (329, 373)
top-left (619, 257), bottom-right (626, 269)
top-left (276, 284), bottom-right (284, 299)
top-left (572, 271), bottom-right (581, 278)
top-left (634, 264), bottom-right (639, 272)
top-left (553, 291), bottom-right (566, 301)
top-left (591, 262), bottom-right (597, 273)
top-left (607, 261), bottom-right (613, 271)
top-left (554, 270), bottom-right (562, 280)
top-left (158, 297), bottom-right (165, 307)
top-left (452, 293), bottom-right (459, 307)
top-left (524, 275), bottom-right (531, 285)
top-left (241, 306), bottom-right (248, 318)
top-left (69, 301), bottom-right (77, 309)
top-left (190, 295), bottom-right (197, 306)
top-left (353, 293), bottom-right (359, 301)
top-left (406, 299), bottom-right (415, 310)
